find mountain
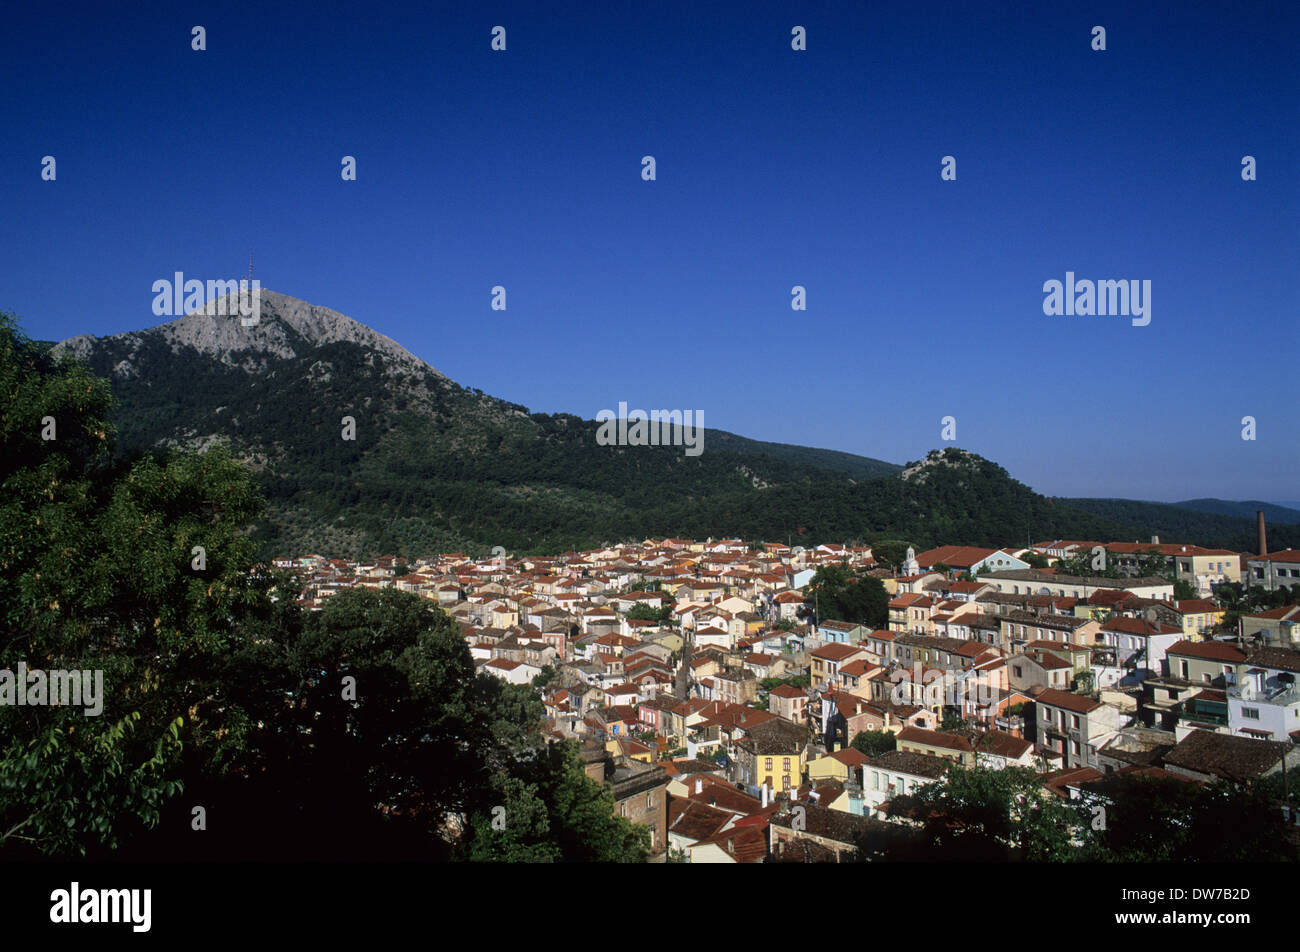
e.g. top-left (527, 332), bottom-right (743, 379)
top-left (1171, 499), bottom-right (1300, 525)
top-left (1058, 497), bottom-right (1300, 554)
top-left (46, 290), bottom-right (1281, 559)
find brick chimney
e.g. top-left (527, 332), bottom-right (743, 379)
top-left (1258, 510), bottom-right (1268, 557)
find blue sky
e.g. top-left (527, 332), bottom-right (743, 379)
top-left (2, 0), bottom-right (1296, 501)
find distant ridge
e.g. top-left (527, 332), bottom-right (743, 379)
top-left (42, 292), bottom-right (1299, 559)
top-left (1060, 496), bottom-right (1300, 552)
top-left (1171, 499), bottom-right (1300, 525)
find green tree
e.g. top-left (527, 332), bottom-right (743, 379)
top-left (457, 741), bottom-right (650, 862)
top-left (1078, 774), bottom-right (1296, 862)
top-left (760, 674), bottom-right (810, 692)
top-left (886, 765), bottom-right (1081, 861)
top-left (0, 316), bottom-right (568, 860)
top-left (1057, 549), bottom-right (1117, 579)
top-left (870, 540), bottom-right (915, 572)
top-left (806, 564), bottom-right (889, 628)
top-left (850, 730), bottom-right (897, 757)
top-left (0, 314), bottom-right (270, 856)
top-left (626, 601), bottom-right (672, 624)
top-left (1132, 548), bottom-right (1170, 579)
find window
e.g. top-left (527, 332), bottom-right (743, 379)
top-left (1243, 708), bottom-right (1260, 720)
top-left (1180, 660), bottom-right (1189, 678)
top-left (1071, 740), bottom-right (1081, 755)
top-left (1072, 714), bottom-right (1081, 729)
top-left (783, 758), bottom-right (791, 771)
top-left (765, 757), bottom-right (772, 771)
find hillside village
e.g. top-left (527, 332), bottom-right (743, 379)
top-left (273, 533), bottom-right (1300, 862)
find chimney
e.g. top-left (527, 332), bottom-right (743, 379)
top-left (1151, 535), bottom-right (1159, 545)
top-left (695, 776), bottom-right (703, 795)
top-left (1258, 511), bottom-right (1268, 557)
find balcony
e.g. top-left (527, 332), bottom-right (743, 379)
top-left (1177, 703), bottom-right (1228, 727)
top-left (1230, 682), bottom-right (1300, 706)
top-left (1045, 723), bottom-right (1083, 741)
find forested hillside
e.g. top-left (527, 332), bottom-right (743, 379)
top-left (42, 292), bottom-right (1284, 559)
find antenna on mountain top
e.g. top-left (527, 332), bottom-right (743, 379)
top-left (248, 252), bottom-right (254, 286)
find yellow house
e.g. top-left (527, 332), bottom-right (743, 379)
top-left (490, 606), bottom-right (519, 628)
top-left (607, 735), bottom-right (655, 764)
top-left (661, 579), bottom-right (690, 598)
top-left (755, 752), bottom-right (801, 791)
top-left (1073, 602), bottom-right (1111, 623)
top-left (1172, 599), bottom-right (1225, 639)
top-left (652, 631), bottom-right (685, 654)
top-left (895, 726), bottom-right (977, 766)
top-left (807, 747), bottom-right (871, 783)
top-left (738, 720), bottom-right (809, 793)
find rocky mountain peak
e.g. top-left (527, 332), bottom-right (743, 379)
top-left (53, 290), bottom-right (444, 379)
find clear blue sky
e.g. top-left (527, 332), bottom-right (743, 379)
top-left (2, 0), bottom-right (1296, 501)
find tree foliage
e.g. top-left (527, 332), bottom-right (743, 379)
top-left (806, 564), bottom-right (889, 628)
top-left (886, 765), bottom-right (1081, 861)
top-left (850, 730), bottom-right (896, 757)
top-left (455, 742), bottom-right (651, 862)
top-left (1076, 773), bottom-right (1296, 862)
top-left (0, 314), bottom-right (650, 861)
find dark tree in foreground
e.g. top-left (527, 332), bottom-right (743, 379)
top-left (1076, 773), bottom-right (1296, 862)
top-left (0, 314), bottom-right (646, 861)
top-left (884, 766), bottom-right (1082, 862)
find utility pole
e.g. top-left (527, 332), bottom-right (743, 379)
top-left (1282, 748), bottom-right (1293, 825)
